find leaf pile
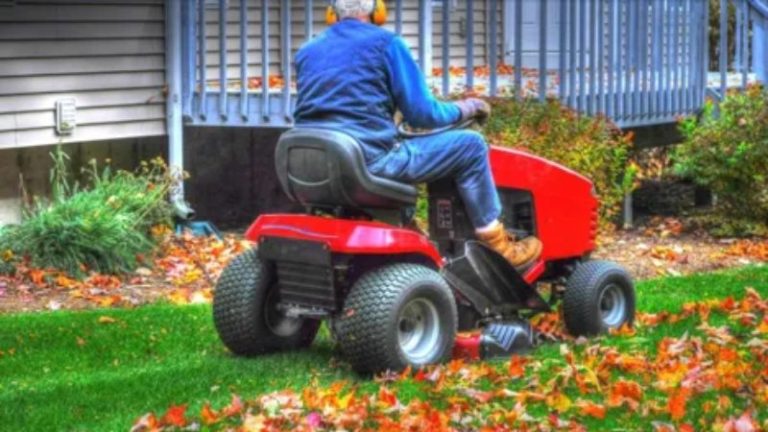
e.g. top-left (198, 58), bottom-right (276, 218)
top-left (133, 288), bottom-right (768, 431)
top-left (0, 231), bottom-right (249, 311)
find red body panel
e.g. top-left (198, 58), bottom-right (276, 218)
top-left (452, 332), bottom-right (482, 360)
top-left (489, 146), bottom-right (598, 260)
top-left (245, 214), bottom-right (444, 267)
top-left (247, 146), bottom-right (596, 279)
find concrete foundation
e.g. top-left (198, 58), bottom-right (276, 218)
top-left (0, 127), bottom-right (293, 229)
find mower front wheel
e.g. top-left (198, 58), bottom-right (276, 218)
top-left (335, 263), bottom-right (457, 374)
top-left (213, 248), bottom-right (319, 356)
top-left (562, 260), bottom-right (635, 336)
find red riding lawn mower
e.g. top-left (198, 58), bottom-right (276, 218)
top-left (213, 120), bottom-right (635, 374)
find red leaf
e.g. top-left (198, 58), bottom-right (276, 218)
top-left (161, 404), bottom-right (187, 427)
top-left (414, 368), bottom-right (426, 382)
top-left (378, 387), bottom-right (398, 408)
top-left (221, 394), bottom-right (243, 417)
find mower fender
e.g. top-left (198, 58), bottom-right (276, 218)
top-left (245, 214), bottom-right (443, 267)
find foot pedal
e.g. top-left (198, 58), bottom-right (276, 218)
top-left (480, 321), bottom-right (535, 358)
top-left (453, 321), bottom-right (535, 360)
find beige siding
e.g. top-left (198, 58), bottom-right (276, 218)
top-left (0, 0), bottom-right (167, 149)
top-left (432, 0), bottom-right (500, 69)
top-left (202, 0), bottom-right (499, 86)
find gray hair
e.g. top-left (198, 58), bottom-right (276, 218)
top-left (333, 0), bottom-right (375, 18)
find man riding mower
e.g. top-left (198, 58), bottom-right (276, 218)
top-left (212, 0), bottom-right (635, 374)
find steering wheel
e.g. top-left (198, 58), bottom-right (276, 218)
top-left (396, 117), bottom-right (477, 138)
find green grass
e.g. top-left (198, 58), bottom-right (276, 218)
top-left (1, 264), bottom-right (767, 431)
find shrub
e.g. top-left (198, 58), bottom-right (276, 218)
top-left (0, 149), bottom-right (174, 276)
top-left (482, 97), bottom-right (635, 224)
top-left (673, 85), bottom-right (768, 236)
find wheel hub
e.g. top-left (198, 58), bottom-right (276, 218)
top-left (397, 298), bottom-right (441, 364)
top-left (599, 283), bottom-right (627, 328)
top-left (264, 288), bottom-right (303, 337)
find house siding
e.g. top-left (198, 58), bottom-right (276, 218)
top-left (0, 0), bottom-right (167, 149)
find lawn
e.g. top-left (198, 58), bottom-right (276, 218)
top-left (1, 265), bottom-right (767, 431)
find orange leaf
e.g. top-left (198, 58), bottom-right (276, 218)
top-left (668, 388), bottom-right (691, 421)
top-left (578, 401), bottom-right (606, 419)
top-left (55, 275), bottom-right (78, 289)
top-left (161, 404), bottom-right (187, 427)
top-left (756, 317), bottom-right (768, 334)
top-left (200, 403), bottom-right (219, 425)
top-left (608, 379), bottom-right (643, 409)
top-left (508, 355), bottom-right (527, 379)
top-left (29, 269), bottom-right (46, 286)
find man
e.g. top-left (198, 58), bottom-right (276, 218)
top-left (293, 0), bottom-right (542, 269)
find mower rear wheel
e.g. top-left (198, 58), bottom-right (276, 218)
top-left (213, 248), bottom-right (319, 355)
top-left (335, 263), bottom-right (457, 374)
top-left (562, 260), bottom-right (635, 336)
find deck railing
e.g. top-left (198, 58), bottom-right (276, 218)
top-left (175, 0), bottom-right (764, 130)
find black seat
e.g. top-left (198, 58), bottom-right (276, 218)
top-left (275, 128), bottom-right (418, 209)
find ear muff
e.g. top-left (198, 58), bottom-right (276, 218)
top-left (370, 0), bottom-right (387, 26)
top-left (326, 5), bottom-right (338, 25)
top-left (326, 1), bottom-right (387, 26)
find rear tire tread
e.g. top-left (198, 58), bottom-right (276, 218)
top-left (335, 263), bottom-right (456, 374)
top-left (213, 248), bottom-right (318, 356)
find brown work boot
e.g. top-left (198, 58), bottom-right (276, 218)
top-left (476, 223), bottom-right (543, 270)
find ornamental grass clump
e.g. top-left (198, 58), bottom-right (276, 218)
top-left (482, 97), bottom-right (635, 225)
top-left (0, 149), bottom-right (174, 276)
top-left (673, 84), bottom-right (768, 237)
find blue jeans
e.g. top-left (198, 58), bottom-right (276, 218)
top-left (367, 130), bottom-right (502, 228)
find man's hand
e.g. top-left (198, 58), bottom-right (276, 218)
top-left (455, 98), bottom-right (492, 125)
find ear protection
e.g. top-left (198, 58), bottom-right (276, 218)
top-left (326, 0), bottom-right (387, 26)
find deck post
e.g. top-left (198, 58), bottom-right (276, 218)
top-left (418, 0), bottom-right (433, 77)
top-left (623, 193), bottom-right (633, 229)
top-left (754, 4), bottom-right (768, 83)
top-left (165, 0), bottom-right (185, 203)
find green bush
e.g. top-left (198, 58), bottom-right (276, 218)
top-left (482, 97), bottom-right (635, 224)
top-left (0, 149), bottom-right (174, 276)
top-left (674, 85), bottom-right (768, 236)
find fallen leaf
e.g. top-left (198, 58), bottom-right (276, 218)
top-left (508, 355), bottom-right (527, 378)
top-left (668, 387), bottom-right (691, 420)
top-left (161, 404), bottom-right (187, 427)
top-left (577, 401), bottom-right (606, 419)
top-left (200, 403), bottom-right (218, 425)
top-left (130, 413), bottom-right (159, 432)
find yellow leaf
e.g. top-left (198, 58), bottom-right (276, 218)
top-left (98, 316), bottom-right (117, 324)
top-left (337, 391), bottom-right (354, 410)
top-left (546, 391), bottom-right (572, 412)
top-left (756, 317), bottom-right (768, 334)
top-left (1, 249), bottom-right (13, 262)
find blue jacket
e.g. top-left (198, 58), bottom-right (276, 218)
top-left (294, 19), bottom-right (460, 164)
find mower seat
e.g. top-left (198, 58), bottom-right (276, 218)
top-left (275, 128), bottom-right (418, 209)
